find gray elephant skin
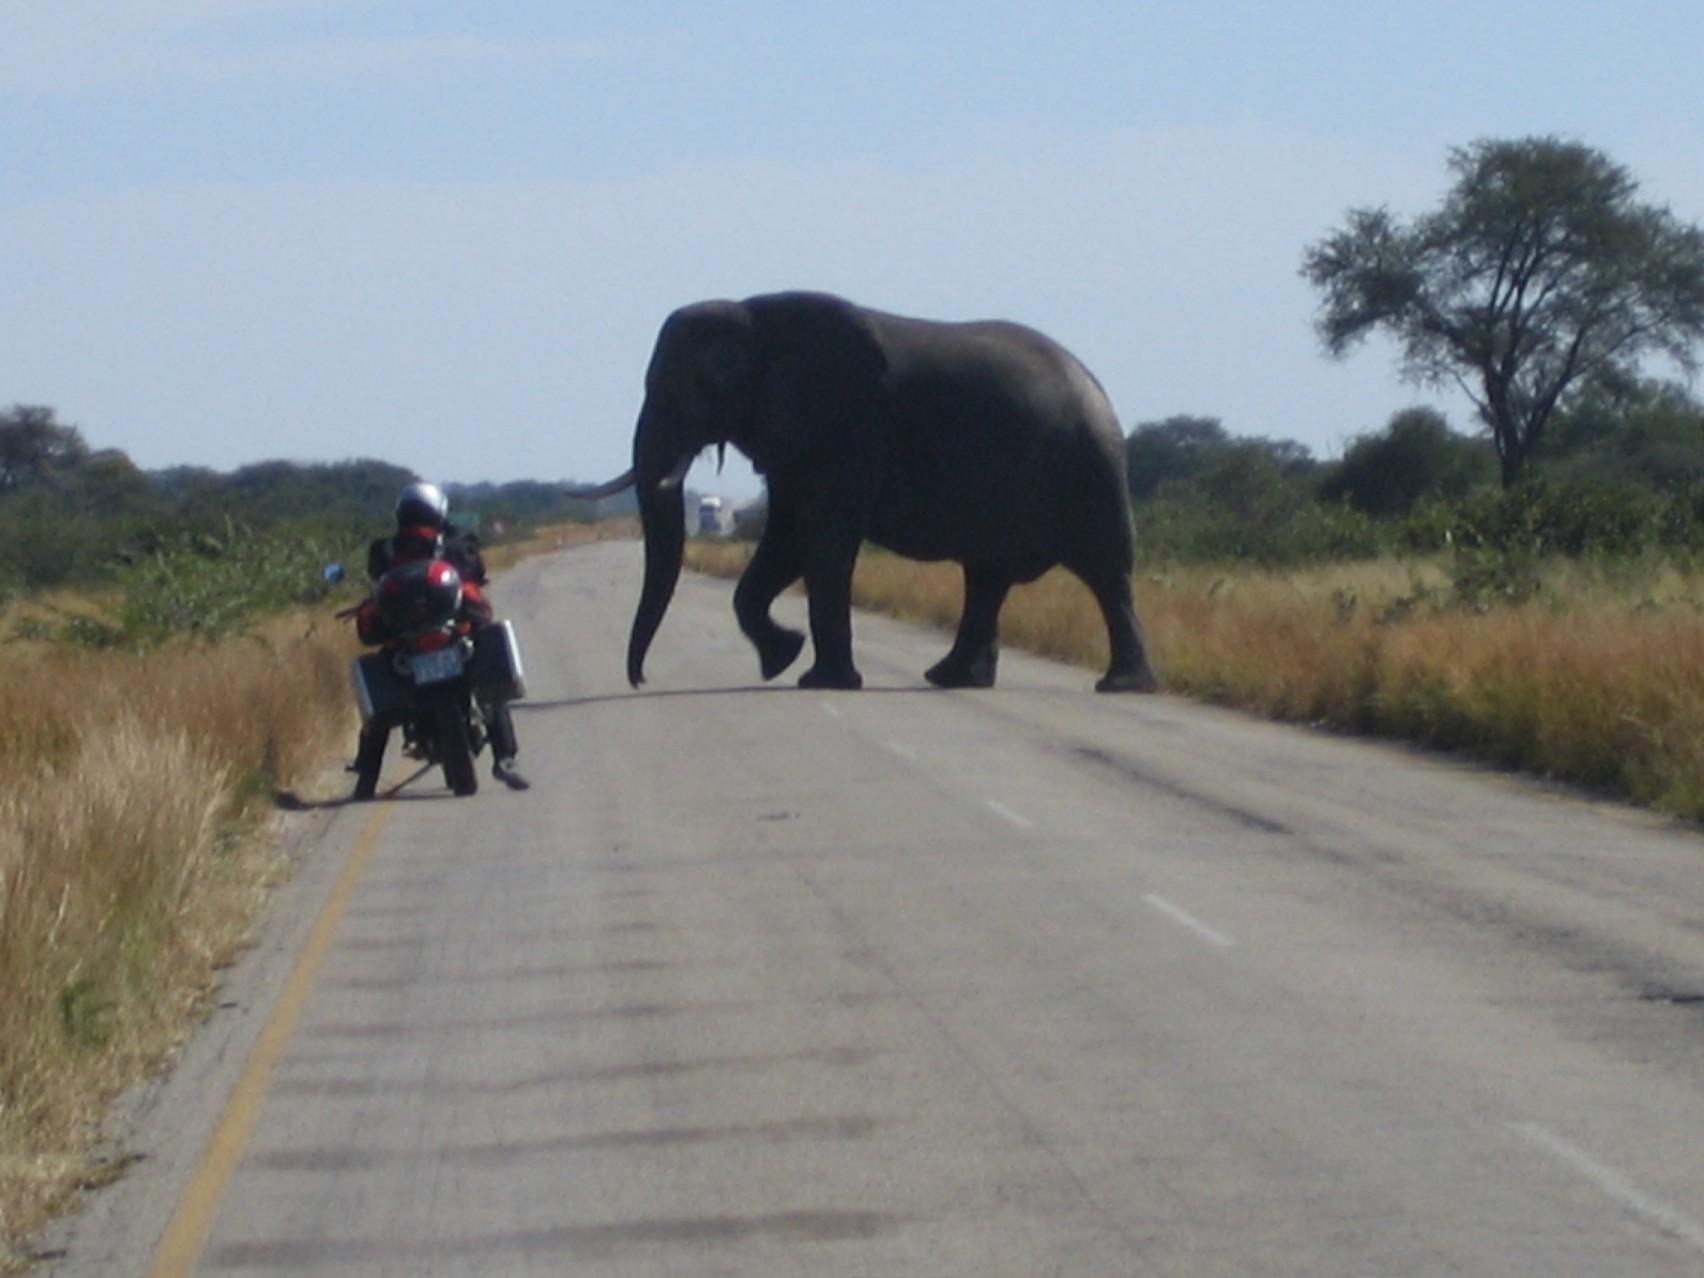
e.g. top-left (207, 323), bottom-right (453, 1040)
top-left (589, 291), bottom-right (1160, 694)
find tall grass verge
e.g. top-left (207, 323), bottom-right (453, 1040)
top-left (0, 614), bottom-right (358, 1270)
top-left (685, 542), bottom-right (1704, 821)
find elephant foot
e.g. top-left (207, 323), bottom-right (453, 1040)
top-left (925, 654), bottom-right (997, 689)
top-left (1096, 666), bottom-right (1160, 694)
top-left (799, 664), bottom-right (863, 691)
top-left (758, 630), bottom-right (806, 681)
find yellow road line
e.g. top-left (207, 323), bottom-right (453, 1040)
top-left (146, 803), bottom-right (393, 1277)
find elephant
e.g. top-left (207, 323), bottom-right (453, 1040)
top-left (582, 291), bottom-right (1160, 694)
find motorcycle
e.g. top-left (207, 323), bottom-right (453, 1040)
top-left (337, 556), bottom-right (526, 798)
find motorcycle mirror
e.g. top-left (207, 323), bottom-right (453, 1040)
top-left (322, 563), bottom-right (347, 585)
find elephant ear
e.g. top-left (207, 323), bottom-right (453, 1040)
top-left (744, 293), bottom-right (888, 471)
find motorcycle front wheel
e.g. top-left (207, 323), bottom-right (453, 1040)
top-left (427, 692), bottom-right (479, 796)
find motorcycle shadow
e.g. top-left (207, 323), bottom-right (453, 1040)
top-left (273, 764), bottom-right (458, 811)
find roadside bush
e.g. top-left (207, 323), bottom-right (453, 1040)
top-left (1399, 479), bottom-right (1670, 559)
top-left (1274, 502), bottom-right (1387, 563)
top-left (11, 520), bottom-right (356, 648)
top-left (1446, 546), bottom-right (1546, 610)
top-left (1135, 493), bottom-right (1386, 566)
top-left (1320, 407), bottom-right (1495, 517)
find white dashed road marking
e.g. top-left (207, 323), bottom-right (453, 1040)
top-left (1142, 893), bottom-right (1235, 948)
top-left (986, 801), bottom-right (1035, 830)
top-left (1510, 1122), bottom-right (1704, 1256)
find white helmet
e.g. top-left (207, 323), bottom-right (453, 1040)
top-left (395, 480), bottom-right (448, 529)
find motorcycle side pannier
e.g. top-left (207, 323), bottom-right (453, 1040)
top-left (471, 620), bottom-right (526, 703)
top-left (351, 652), bottom-right (413, 724)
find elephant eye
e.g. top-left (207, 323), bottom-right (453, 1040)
top-left (694, 367), bottom-right (739, 404)
top-left (697, 340), bottom-right (753, 398)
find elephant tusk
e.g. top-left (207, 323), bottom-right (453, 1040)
top-left (655, 452), bottom-right (696, 491)
top-left (563, 468), bottom-right (637, 500)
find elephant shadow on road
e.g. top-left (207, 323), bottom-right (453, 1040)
top-left (510, 684), bottom-right (947, 714)
top-left (271, 686), bottom-right (959, 810)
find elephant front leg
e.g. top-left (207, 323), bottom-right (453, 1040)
top-left (926, 565), bottom-right (1010, 688)
top-left (734, 530), bottom-right (806, 681)
top-left (797, 535), bottom-right (863, 690)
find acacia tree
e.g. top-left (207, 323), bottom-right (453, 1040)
top-left (1302, 138), bottom-right (1704, 486)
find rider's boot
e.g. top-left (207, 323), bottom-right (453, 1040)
top-left (492, 756), bottom-right (530, 791)
top-left (350, 725), bottom-right (387, 801)
top-left (485, 701), bottom-right (529, 791)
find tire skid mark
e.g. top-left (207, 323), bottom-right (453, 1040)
top-left (207, 1210), bottom-right (908, 1269)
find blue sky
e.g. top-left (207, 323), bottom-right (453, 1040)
top-left (6, 1), bottom-right (1703, 499)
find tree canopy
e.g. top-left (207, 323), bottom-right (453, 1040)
top-left (0, 408), bottom-right (621, 594)
top-left (1320, 407), bottom-right (1494, 518)
top-left (1302, 137), bottom-right (1704, 486)
top-left (1124, 415), bottom-right (1232, 499)
top-left (0, 405), bottom-right (89, 492)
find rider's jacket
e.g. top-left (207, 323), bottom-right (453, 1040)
top-left (366, 521), bottom-right (487, 585)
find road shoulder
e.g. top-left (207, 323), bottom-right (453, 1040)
top-left (35, 797), bottom-right (379, 1277)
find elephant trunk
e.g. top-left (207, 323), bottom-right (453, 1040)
top-left (626, 409), bottom-right (693, 687)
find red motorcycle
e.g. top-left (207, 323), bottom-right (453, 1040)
top-left (343, 556), bottom-right (525, 798)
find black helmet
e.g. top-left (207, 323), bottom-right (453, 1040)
top-left (395, 480), bottom-right (448, 529)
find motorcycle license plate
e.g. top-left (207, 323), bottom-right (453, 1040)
top-left (410, 646), bottom-right (465, 685)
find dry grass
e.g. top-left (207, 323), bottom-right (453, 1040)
top-left (686, 542), bottom-right (1704, 821)
top-left (0, 611), bottom-right (359, 1269)
top-left (1134, 561), bottom-right (1704, 816)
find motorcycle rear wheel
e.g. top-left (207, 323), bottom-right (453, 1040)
top-left (429, 694), bottom-right (479, 796)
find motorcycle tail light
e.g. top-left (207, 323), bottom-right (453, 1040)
top-left (413, 630), bottom-right (455, 653)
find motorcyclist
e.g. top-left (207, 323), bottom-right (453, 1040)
top-left (350, 482), bottom-right (529, 798)
top-left (368, 480), bottom-right (487, 585)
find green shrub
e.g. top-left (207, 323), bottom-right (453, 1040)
top-left (1401, 479), bottom-right (1669, 559)
top-left (13, 521), bottom-right (356, 648)
top-left (1135, 494), bottom-right (1387, 566)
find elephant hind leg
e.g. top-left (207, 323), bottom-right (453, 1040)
top-left (926, 565), bottom-right (1010, 689)
top-left (1069, 559), bottom-right (1159, 693)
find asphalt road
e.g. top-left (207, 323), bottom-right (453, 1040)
top-left (45, 539), bottom-right (1704, 1276)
